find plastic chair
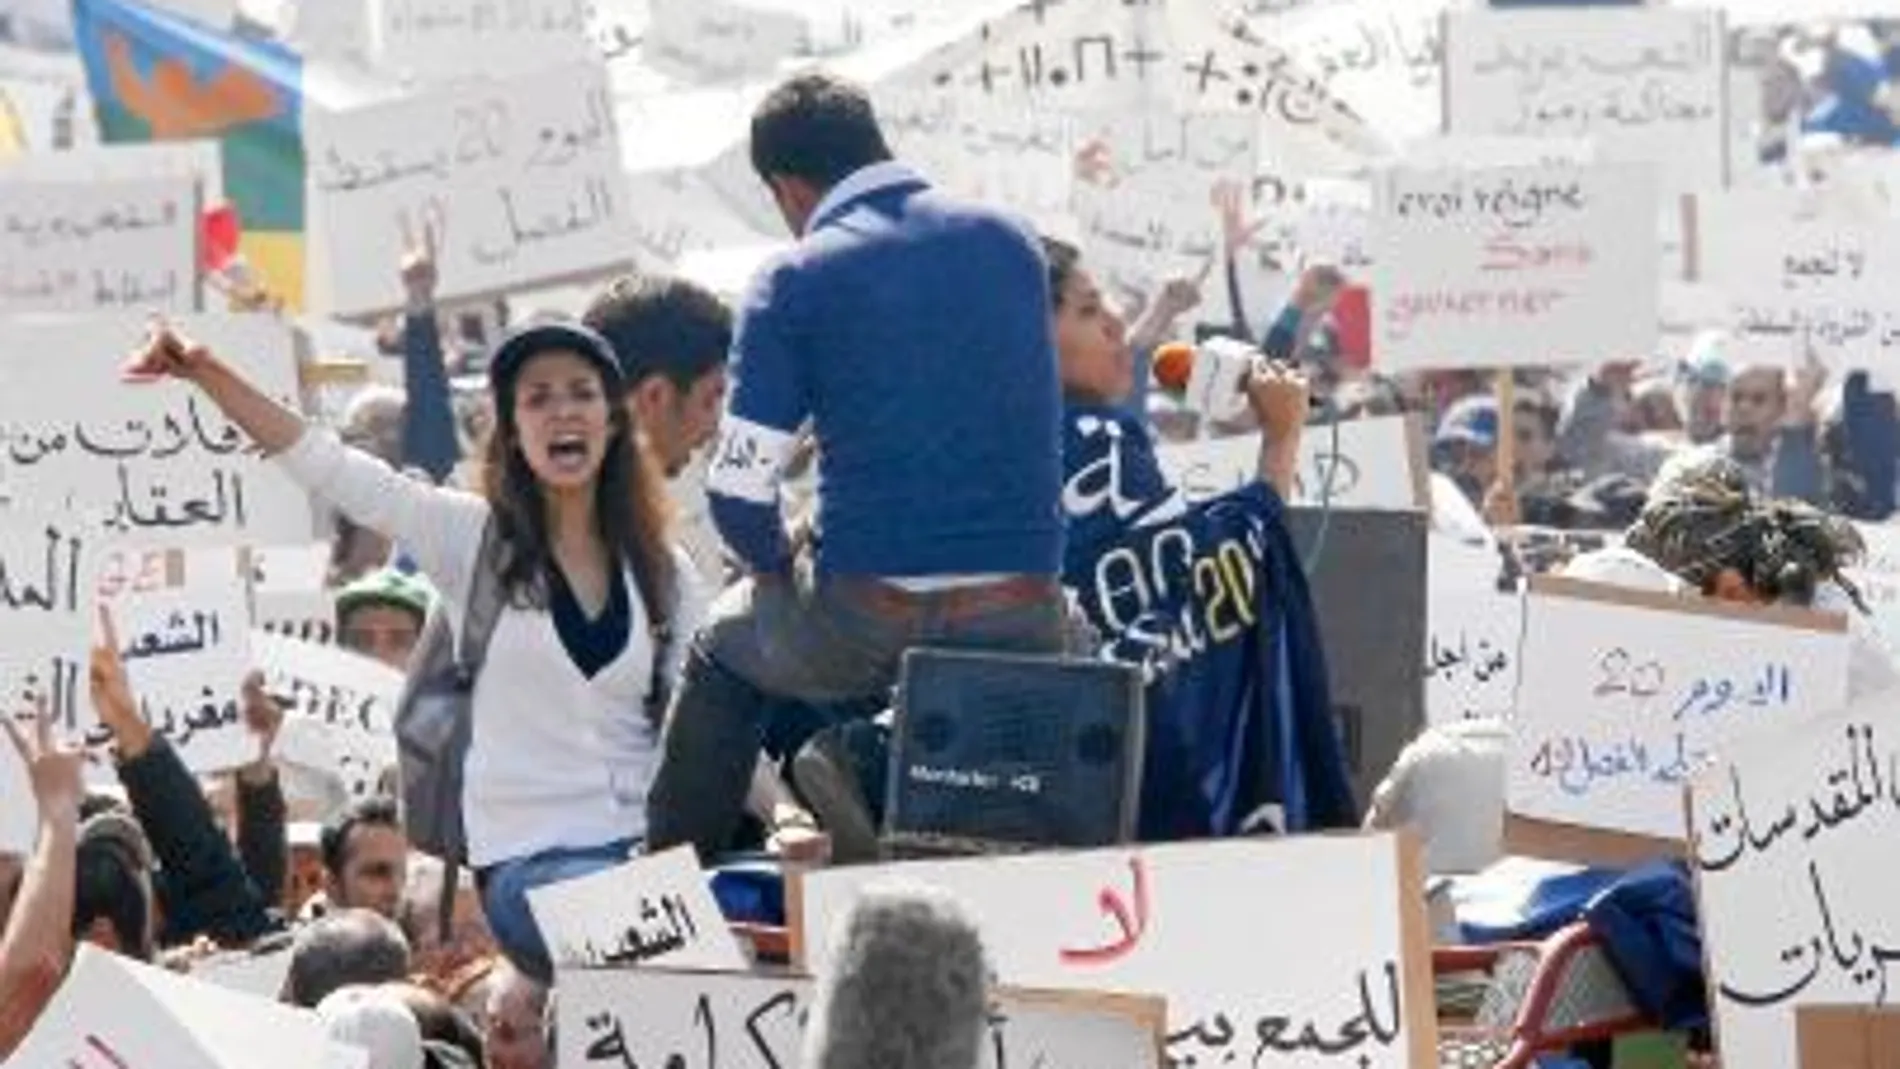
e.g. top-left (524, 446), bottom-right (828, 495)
top-left (1435, 922), bottom-right (1653, 1069)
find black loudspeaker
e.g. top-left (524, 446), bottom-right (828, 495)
top-left (881, 648), bottom-right (1145, 856)
top-left (1281, 507), bottom-right (1428, 811)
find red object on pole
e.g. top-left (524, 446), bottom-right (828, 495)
top-left (200, 202), bottom-right (242, 274)
top-left (1331, 284), bottom-right (1371, 370)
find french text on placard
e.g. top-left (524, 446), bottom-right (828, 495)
top-left (1371, 162), bottom-right (1659, 371)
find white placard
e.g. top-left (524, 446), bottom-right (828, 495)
top-left (1444, 7), bottom-right (1726, 192)
top-left (0, 140), bottom-right (223, 203)
top-left (527, 844), bottom-right (749, 972)
top-left (1070, 109), bottom-right (1259, 298)
top-left (0, 174), bottom-right (198, 314)
top-left (149, 0), bottom-right (236, 27)
top-left (1700, 189), bottom-right (1900, 373)
top-left (560, 968), bottom-right (1165, 1069)
top-left (1690, 693), bottom-right (1900, 1069)
top-left (10, 944), bottom-right (348, 1069)
top-left (370, 0), bottom-right (592, 84)
top-left (305, 60), bottom-right (634, 319)
top-left (909, 0), bottom-right (1160, 110)
top-left (877, 89), bottom-right (1074, 228)
top-left (0, 515), bottom-right (98, 853)
top-left (251, 630), bottom-right (402, 797)
top-left (1399, 135), bottom-right (1596, 171)
top-left (644, 0), bottom-right (806, 83)
top-left (251, 542), bottom-right (336, 644)
top-left (1156, 413), bottom-right (1425, 512)
top-left (1427, 586), bottom-right (1523, 726)
top-left (1506, 577), bottom-right (1851, 843)
top-left (1845, 522), bottom-right (1900, 656)
top-left (620, 167), bottom-right (779, 270)
top-left (1717, 0), bottom-right (1900, 26)
top-left (1370, 162), bottom-right (1660, 371)
top-left (191, 947), bottom-right (295, 1001)
top-left (798, 835), bottom-right (1434, 1068)
top-left (0, 314), bottom-right (311, 548)
top-left (96, 545), bottom-right (254, 775)
top-left (1251, 0), bottom-right (1451, 147)
top-left (899, 0), bottom-right (1375, 166)
top-left (1275, 196), bottom-right (1373, 276)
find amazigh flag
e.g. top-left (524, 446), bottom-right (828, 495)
top-left (71, 0), bottom-right (306, 308)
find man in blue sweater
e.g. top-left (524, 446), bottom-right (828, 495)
top-left (645, 72), bottom-right (1066, 861)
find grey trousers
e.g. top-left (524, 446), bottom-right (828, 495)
top-left (644, 566), bottom-right (1065, 860)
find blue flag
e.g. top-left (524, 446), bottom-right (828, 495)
top-left (1062, 404), bottom-right (1356, 839)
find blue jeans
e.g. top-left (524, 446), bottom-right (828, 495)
top-left (478, 837), bottom-right (637, 983)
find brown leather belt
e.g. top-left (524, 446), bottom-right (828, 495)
top-left (836, 575), bottom-right (1060, 621)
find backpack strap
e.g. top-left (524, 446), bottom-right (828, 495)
top-left (642, 558), bottom-right (678, 724)
top-left (455, 517), bottom-right (508, 679)
top-left (438, 516), bottom-right (508, 943)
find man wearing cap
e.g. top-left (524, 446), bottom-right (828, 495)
top-left (336, 569), bottom-right (436, 671)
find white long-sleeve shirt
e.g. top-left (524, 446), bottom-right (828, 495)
top-left (277, 428), bottom-right (706, 866)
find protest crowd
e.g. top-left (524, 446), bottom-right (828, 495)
top-left (6, 0), bottom-right (1900, 1067)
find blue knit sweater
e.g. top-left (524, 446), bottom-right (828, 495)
top-left (710, 168), bottom-right (1064, 578)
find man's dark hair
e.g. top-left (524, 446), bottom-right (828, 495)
top-left (582, 274), bottom-right (733, 393)
top-left (749, 72), bottom-right (893, 190)
top-left (321, 795), bottom-right (401, 879)
top-left (283, 909), bottom-right (412, 1008)
top-left (1041, 237), bottom-right (1080, 311)
top-left (72, 840), bottom-right (151, 961)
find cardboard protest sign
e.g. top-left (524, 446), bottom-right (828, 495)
top-left (0, 313), bottom-right (312, 548)
top-left (250, 542), bottom-right (334, 644)
top-left (305, 60), bottom-right (633, 319)
top-left (561, 968), bottom-right (1166, 1069)
top-left (527, 844), bottom-right (749, 971)
top-left (10, 944), bottom-right (352, 1069)
top-left (1691, 693), bottom-right (1900, 1069)
top-left (95, 545), bottom-right (254, 775)
top-left (1370, 161), bottom-right (1660, 371)
top-left (0, 172), bottom-right (198, 314)
top-left (1069, 108), bottom-right (1259, 298)
top-left (0, 514), bottom-right (97, 853)
top-left (643, 0), bottom-right (806, 83)
top-left (1427, 584), bottom-right (1523, 726)
top-left (370, 0), bottom-right (592, 85)
top-left (1700, 188), bottom-right (1900, 375)
top-left (1245, 0), bottom-right (1449, 146)
top-left (795, 834), bottom-right (1438, 1068)
top-left (1507, 576), bottom-right (1850, 863)
top-left (1156, 414), bottom-right (1428, 512)
top-left (252, 631), bottom-right (403, 799)
top-left (1444, 6), bottom-right (1727, 191)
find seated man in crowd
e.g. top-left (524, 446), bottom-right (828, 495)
top-left (646, 73), bottom-right (1069, 862)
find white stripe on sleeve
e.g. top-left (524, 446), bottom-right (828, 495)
top-left (705, 416), bottom-right (800, 505)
